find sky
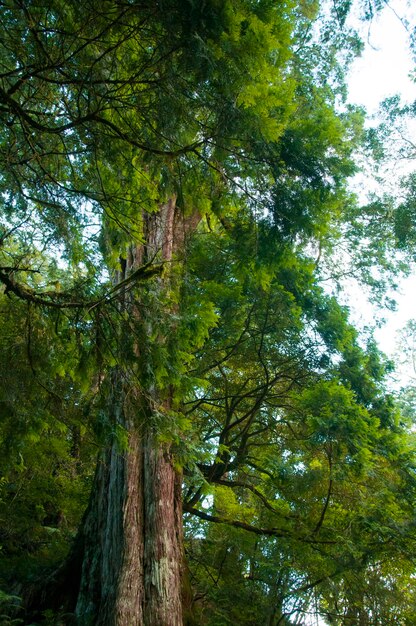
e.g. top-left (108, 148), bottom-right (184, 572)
top-left (348, 0), bottom-right (416, 114)
top-left (346, 0), bottom-right (416, 382)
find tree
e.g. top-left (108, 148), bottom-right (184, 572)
top-left (181, 234), bottom-right (416, 624)
top-left (1, 1), bottom-right (414, 625)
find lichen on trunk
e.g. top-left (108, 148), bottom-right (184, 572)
top-left (143, 432), bottom-right (184, 626)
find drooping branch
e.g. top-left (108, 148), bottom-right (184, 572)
top-left (183, 504), bottom-right (289, 537)
top-left (184, 504), bottom-right (337, 544)
top-left (0, 85), bottom-right (206, 158)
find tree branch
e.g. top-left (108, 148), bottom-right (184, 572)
top-left (0, 261), bottom-right (163, 310)
top-left (184, 504), bottom-right (337, 544)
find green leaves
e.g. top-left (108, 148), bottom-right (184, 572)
top-left (1, 1), bottom-right (416, 623)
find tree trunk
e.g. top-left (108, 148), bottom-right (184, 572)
top-left (74, 198), bottom-right (191, 625)
top-left (75, 414), bottom-right (145, 626)
top-left (75, 427), bottom-right (183, 626)
top-left (143, 432), bottom-right (184, 626)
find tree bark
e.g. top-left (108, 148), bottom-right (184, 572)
top-left (75, 425), bottom-right (184, 626)
top-left (75, 378), bottom-right (145, 626)
top-left (143, 432), bottom-right (184, 626)
top-left (73, 198), bottom-right (190, 625)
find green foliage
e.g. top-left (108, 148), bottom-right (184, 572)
top-left (0, 292), bottom-right (94, 598)
top-left (0, 0), bottom-right (415, 624)
top-left (0, 591), bottom-right (22, 626)
top-left (181, 203), bottom-right (416, 624)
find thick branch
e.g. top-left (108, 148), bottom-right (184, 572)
top-left (0, 261), bottom-right (163, 309)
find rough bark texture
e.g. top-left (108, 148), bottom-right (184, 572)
top-left (143, 433), bottom-right (184, 626)
top-left (74, 198), bottom-right (190, 625)
top-left (75, 429), bottom-right (183, 626)
top-left (75, 395), bottom-right (145, 626)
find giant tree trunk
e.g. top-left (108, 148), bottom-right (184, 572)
top-left (75, 427), bottom-right (184, 626)
top-left (74, 199), bottom-right (192, 626)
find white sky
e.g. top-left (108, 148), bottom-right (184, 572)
top-left (348, 0), bottom-right (416, 113)
top-left (346, 0), bottom-right (416, 379)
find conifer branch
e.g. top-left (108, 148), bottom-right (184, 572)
top-left (0, 261), bottom-right (163, 309)
top-left (184, 505), bottom-right (337, 544)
